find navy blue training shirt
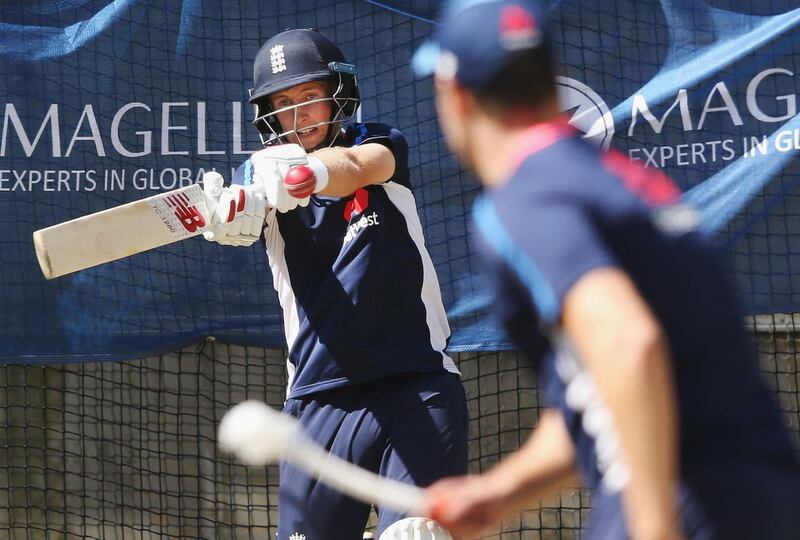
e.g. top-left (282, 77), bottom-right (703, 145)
top-left (235, 123), bottom-right (458, 399)
top-left (473, 121), bottom-right (798, 494)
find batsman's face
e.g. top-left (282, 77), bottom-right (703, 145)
top-left (269, 81), bottom-right (333, 149)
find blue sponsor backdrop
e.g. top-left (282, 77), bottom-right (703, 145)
top-left (2, 0), bottom-right (800, 362)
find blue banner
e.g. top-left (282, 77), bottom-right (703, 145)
top-left (2, 0), bottom-right (800, 362)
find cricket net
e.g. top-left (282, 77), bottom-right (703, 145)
top-left (2, 323), bottom-right (798, 539)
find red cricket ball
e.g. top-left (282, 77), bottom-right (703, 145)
top-left (283, 165), bottom-right (316, 199)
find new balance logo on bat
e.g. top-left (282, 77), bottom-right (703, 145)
top-left (165, 193), bottom-right (206, 232)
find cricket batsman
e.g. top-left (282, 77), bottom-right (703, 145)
top-left (204, 28), bottom-right (467, 540)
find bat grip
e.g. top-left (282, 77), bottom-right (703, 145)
top-left (202, 171), bottom-right (224, 198)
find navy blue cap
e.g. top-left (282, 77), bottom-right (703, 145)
top-left (413, 0), bottom-right (548, 89)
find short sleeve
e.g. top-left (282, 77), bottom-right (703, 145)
top-left (472, 195), bottom-right (618, 325)
top-left (345, 123), bottom-right (410, 189)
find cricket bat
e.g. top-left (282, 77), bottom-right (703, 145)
top-left (33, 174), bottom-right (224, 280)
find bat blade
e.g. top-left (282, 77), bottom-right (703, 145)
top-left (33, 184), bottom-right (212, 279)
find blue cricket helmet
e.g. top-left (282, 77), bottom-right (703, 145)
top-left (250, 28), bottom-right (360, 148)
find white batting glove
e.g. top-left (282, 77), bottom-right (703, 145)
top-left (249, 144), bottom-right (329, 213)
top-left (201, 172), bottom-right (268, 247)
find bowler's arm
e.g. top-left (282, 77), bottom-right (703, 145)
top-left (562, 267), bottom-right (681, 540)
top-left (426, 409), bottom-right (579, 538)
top-left (480, 408), bottom-right (580, 506)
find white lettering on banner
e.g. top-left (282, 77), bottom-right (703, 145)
top-left (2, 104), bottom-right (62, 157)
top-left (632, 129), bottom-right (800, 167)
top-left (2, 101), bottom-right (256, 193)
top-left (747, 68), bottom-right (796, 123)
top-left (742, 128), bottom-right (800, 158)
top-left (65, 105), bottom-right (106, 157)
top-left (629, 139), bottom-right (736, 168)
top-left (232, 101), bottom-right (251, 155)
top-left (558, 69), bottom-right (799, 169)
top-left (628, 90), bottom-right (693, 136)
top-left (629, 68), bottom-right (796, 136)
top-left (111, 103), bottom-right (152, 157)
top-left (0, 102), bottom-right (259, 158)
top-left (622, 67), bottom-right (800, 167)
top-left (161, 102), bottom-right (190, 156)
top-left (131, 167), bottom-right (204, 190)
top-left (0, 169), bottom-right (98, 192)
top-left (197, 102), bottom-right (225, 155)
top-left (774, 130), bottom-right (800, 152)
top-left (697, 82), bottom-right (743, 130)
top-left (0, 167), bottom-right (214, 192)
top-left (106, 169), bottom-right (125, 191)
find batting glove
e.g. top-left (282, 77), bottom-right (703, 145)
top-left (202, 172), bottom-right (268, 247)
top-left (249, 144), bottom-right (329, 213)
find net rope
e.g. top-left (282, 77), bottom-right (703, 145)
top-left (2, 333), bottom-right (797, 539)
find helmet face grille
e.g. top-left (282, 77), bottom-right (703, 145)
top-left (251, 57), bottom-right (361, 150)
top-left (249, 29), bottom-right (360, 149)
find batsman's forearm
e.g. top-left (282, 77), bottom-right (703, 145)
top-left (312, 143), bottom-right (395, 197)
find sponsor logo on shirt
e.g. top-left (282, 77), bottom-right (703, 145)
top-left (343, 211), bottom-right (380, 244)
top-left (342, 188), bottom-right (379, 244)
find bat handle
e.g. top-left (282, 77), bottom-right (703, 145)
top-left (202, 171), bottom-right (225, 204)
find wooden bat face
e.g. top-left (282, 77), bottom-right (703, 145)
top-left (33, 184), bottom-right (212, 279)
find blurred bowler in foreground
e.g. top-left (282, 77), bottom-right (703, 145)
top-left (413, 1), bottom-right (800, 539)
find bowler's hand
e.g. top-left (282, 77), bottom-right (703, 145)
top-left (425, 475), bottom-right (507, 540)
